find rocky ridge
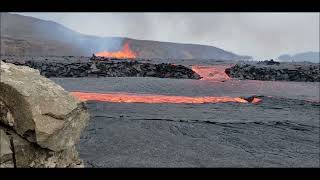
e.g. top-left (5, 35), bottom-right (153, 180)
top-left (225, 60), bottom-right (320, 82)
top-left (3, 58), bottom-right (201, 79)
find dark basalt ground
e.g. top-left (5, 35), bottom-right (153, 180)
top-left (225, 60), bottom-right (320, 82)
top-left (77, 97), bottom-right (319, 167)
top-left (52, 77), bottom-right (320, 167)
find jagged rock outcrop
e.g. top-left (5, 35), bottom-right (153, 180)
top-left (0, 61), bottom-right (89, 168)
top-left (225, 62), bottom-right (320, 82)
top-left (3, 59), bottom-right (201, 80)
top-left (257, 59), bottom-right (280, 65)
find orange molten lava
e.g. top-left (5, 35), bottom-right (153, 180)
top-left (251, 98), bottom-right (262, 104)
top-left (192, 65), bottom-right (232, 81)
top-left (71, 92), bottom-right (256, 104)
top-left (95, 42), bottom-right (137, 59)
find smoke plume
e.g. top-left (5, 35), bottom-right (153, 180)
top-left (15, 13), bottom-right (320, 59)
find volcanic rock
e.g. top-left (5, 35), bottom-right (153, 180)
top-left (257, 59), bottom-right (280, 65)
top-left (225, 62), bottom-right (320, 82)
top-left (6, 58), bottom-right (201, 80)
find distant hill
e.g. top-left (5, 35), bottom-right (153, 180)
top-left (0, 13), bottom-right (122, 56)
top-left (278, 52), bottom-right (319, 63)
top-left (124, 38), bottom-right (252, 60)
top-left (0, 13), bottom-right (251, 60)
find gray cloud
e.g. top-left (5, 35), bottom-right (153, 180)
top-left (16, 12), bottom-right (319, 59)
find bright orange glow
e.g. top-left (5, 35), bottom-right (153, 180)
top-left (70, 92), bottom-right (261, 104)
top-left (251, 98), bottom-right (262, 104)
top-left (95, 42), bottom-right (137, 59)
top-left (192, 65), bottom-right (232, 81)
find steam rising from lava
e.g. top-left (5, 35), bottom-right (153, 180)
top-left (95, 42), bottom-right (137, 59)
top-left (71, 92), bottom-right (261, 104)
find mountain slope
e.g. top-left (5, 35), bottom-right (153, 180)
top-left (1, 13), bottom-right (251, 60)
top-left (278, 52), bottom-right (319, 63)
top-left (124, 38), bottom-right (251, 60)
top-left (0, 13), bottom-right (122, 56)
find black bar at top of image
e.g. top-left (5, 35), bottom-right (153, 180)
top-left (0, 0), bottom-right (319, 12)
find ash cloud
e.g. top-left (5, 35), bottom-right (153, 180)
top-left (16, 13), bottom-right (320, 60)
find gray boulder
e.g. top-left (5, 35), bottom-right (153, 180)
top-left (0, 61), bottom-right (89, 167)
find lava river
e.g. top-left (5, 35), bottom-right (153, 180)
top-left (71, 92), bottom-right (261, 104)
top-left (70, 64), bottom-right (263, 104)
top-left (191, 64), bottom-right (233, 81)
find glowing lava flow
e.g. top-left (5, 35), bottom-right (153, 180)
top-left (70, 92), bottom-right (263, 104)
top-left (251, 98), bottom-right (262, 104)
top-left (192, 65), bottom-right (232, 81)
top-left (95, 42), bottom-right (137, 59)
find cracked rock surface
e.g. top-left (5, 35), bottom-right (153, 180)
top-left (77, 98), bottom-right (319, 167)
top-left (0, 61), bottom-right (89, 168)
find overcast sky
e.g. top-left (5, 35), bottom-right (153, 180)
top-left (17, 13), bottom-right (319, 59)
